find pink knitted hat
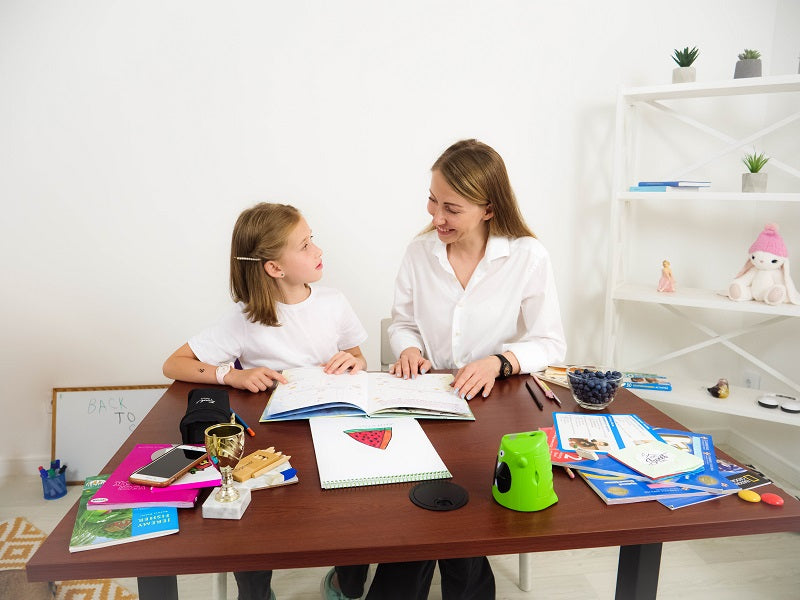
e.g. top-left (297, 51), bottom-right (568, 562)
top-left (749, 223), bottom-right (787, 257)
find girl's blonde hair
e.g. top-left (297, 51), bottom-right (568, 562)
top-left (427, 139), bottom-right (535, 239)
top-left (230, 202), bottom-right (301, 326)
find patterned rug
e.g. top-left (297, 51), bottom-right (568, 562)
top-left (0, 517), bottom-right (138, 600)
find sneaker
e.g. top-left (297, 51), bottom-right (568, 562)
top-left (320, 568), bottom-right (353, 600)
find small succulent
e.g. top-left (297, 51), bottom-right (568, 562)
top-left (738, 49), bottom-right (762, 61)
top-left (672, 46), bottom-right (699, 67)
top-left (742, 150), bottom-right (769, 173)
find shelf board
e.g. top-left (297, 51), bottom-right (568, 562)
top-left (621, 74), bottom-right (800, 102)
top-left (628, 377), bottom-right (800, 427)
top-left (612, 283), bottom-right (800, 317)
top-left (619, 192), bottom-right (800, 203)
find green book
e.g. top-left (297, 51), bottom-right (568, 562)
top-left (69, 475), bottom-right (179, 552)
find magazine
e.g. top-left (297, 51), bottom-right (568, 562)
top-left (658, 461), bottom-right (771, 510)
top-left (545, 420), bottom-right (740, 494)
top-left (70, 475), bottom-right (179, 552)
top-left (622, 372), bottom-right (672, 391)
top-left (579, 471), bottom-right (707, 505)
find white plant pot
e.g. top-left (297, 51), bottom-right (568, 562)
top-left (734, 59), bottom-right (762, 79)
top-left (672, 66), bottom-right (696, 83)
top-left (742, 172), bottom-right (767, 193)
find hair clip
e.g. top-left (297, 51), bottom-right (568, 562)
top-left (234, 256), bottom-right (261, 261)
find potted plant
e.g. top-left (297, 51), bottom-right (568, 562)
top-left (671, 46), bottom-right (699, 83)
top-left (742, 150), bottom-right (769, 192)
top-left (734, 49), bottom-right (762, 79)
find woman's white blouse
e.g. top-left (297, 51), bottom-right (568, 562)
top-left (388, 231), bottom-right (566, 374)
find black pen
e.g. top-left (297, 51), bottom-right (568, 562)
top-left (525, 380), bottom-right (544, 411)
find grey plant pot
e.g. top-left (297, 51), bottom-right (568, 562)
top-left (742, 172), bottom-right (767, 193)
top-left (672, 66), bottom-right (696, 83)
top-left (734, 59), bottom-right (762, 79)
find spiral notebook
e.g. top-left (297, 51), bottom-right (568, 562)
top-left (309, 416), bottom-right (452, 489)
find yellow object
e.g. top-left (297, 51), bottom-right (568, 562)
top-left (232, 448), bottom-right (291, 482)
top-left (738, 489), bottom-right (761, 503)
top-left (707, 378), bottom-right (729, 398)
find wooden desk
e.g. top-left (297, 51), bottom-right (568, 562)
top-left (28, 378), bottom-right (800, 599)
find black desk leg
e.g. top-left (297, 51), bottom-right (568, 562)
top-left (615, 543), bottom-right (663, 600)
top-left (138, 575), bottom-right (179, 600)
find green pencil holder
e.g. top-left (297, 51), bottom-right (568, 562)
top-left (42, 472), bottom-right (67, 500)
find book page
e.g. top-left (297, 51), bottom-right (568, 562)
top-left (367, 373), bottom-right (465, 415)
top-left (265, 367), bottom-right (369, 416)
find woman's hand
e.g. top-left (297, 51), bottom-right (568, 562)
top-left (226, 367), bottom-right (287, 393)
top-left (452, 356), bottom-right (504, 400)
top-left (323, 351), bottom-right (365, 375)
top-left (389, 347), bottom-right (431, 379)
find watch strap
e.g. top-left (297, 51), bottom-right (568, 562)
top-left (493, 354), bottom-right (513, 379)
top-left (216, 362), bottom-right (234, 385)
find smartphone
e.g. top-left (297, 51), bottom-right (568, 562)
top-left (129, 445), bottom-right (208, 487)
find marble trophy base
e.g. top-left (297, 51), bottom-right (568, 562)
top-left (202, 486), bottom-right (251, 520)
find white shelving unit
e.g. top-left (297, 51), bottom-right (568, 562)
top-left (603, 75), bottom-right (800, 425)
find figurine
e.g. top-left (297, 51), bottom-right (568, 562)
top-left (707, 378), bottom-right (729, 399)
top-left (729, 223), bottom-right (800, 305)
top-left (657, 259), bottom-right (675, 292)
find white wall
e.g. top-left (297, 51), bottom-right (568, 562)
top-left (1, 1), bottom-right (797, 475)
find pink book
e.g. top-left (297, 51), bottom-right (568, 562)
top-left (87, 444), bottom-right (202, 510)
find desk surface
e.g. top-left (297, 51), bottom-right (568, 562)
top-left (28, 377), bottom-right (800, 582)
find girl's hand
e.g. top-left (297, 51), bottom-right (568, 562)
top-left (389, 347), bottom-right (431, 379)
top-left (323, 351), bottom-right (365, 374)
top-left (452, 357), bottom-right (503, 400)
top-left (226, 367), bottom-right (287, 393)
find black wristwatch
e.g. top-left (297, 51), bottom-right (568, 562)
top-left (494, 354), bottom-right (513, 379)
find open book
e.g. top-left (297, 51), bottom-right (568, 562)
top-left (260, 367), bottom-right (474, 421)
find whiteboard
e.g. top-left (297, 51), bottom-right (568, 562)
top-left (52, 385), bottom-right (169, 484)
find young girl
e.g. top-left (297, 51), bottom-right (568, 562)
top-left (163, 202), bottom-right (367, 600)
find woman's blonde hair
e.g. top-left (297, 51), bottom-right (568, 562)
top-left (428, 139), bottom-right (535, 238)
top-left (230, 202), bottom-right (301, 326)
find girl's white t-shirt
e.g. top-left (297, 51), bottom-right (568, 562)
top-left (189, 286), bottom-right (367, 372)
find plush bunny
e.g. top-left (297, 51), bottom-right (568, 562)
top-left (728, 223), bottom-right (800, 305)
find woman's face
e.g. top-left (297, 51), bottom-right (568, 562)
top-left (427, 170), bottom-right (491, 246)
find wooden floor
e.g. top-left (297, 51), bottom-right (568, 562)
top-left (6, 446), bottom-right (799, 599)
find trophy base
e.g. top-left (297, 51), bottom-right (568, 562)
top-left (202, 486), bottom-right (251, 520)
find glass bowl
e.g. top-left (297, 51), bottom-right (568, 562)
top-left (567, 367), bottom-right (623, 410)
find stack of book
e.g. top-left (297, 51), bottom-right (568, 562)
top-left (543, 413), bottom-right (747, 507)
top-left (87, 444), bottom-right (220, 510)
top-left (629, 180), bottom-right (711, 192)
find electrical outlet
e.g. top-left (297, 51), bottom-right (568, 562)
top-left (743, 370), bottom-right (761, 389)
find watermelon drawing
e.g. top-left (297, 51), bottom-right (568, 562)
top-left (344, 427), bottom-right (392, 450)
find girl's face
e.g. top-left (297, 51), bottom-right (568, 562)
top-left (273, 217), bottom-right (323, 285)
top-left (427, 170), bottom-right (492, 247)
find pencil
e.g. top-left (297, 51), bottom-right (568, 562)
top-left (524, 380), bottom-right (544, 411)
top-left (532, 373), bottom-right (560, 406)
top-left (232, 411), bottom-right (255, 437)
top-left (564, 466), bottom-right (575, 479)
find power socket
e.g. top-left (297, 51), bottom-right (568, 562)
top-left (743, 370), bottom-right (761, 389)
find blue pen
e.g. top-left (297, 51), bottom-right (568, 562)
top-left (38, 466), bottom-right (48, 479)
top-left (231, 411), bottom-right (255, 437)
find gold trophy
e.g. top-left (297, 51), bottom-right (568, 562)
top-left (202, 422), bottom-right (250, 518)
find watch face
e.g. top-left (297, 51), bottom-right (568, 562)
top-left (502, 364), bottom-right (512, 377)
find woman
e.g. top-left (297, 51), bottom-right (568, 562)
top-left (326, 139), bottom-right (566, 600)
